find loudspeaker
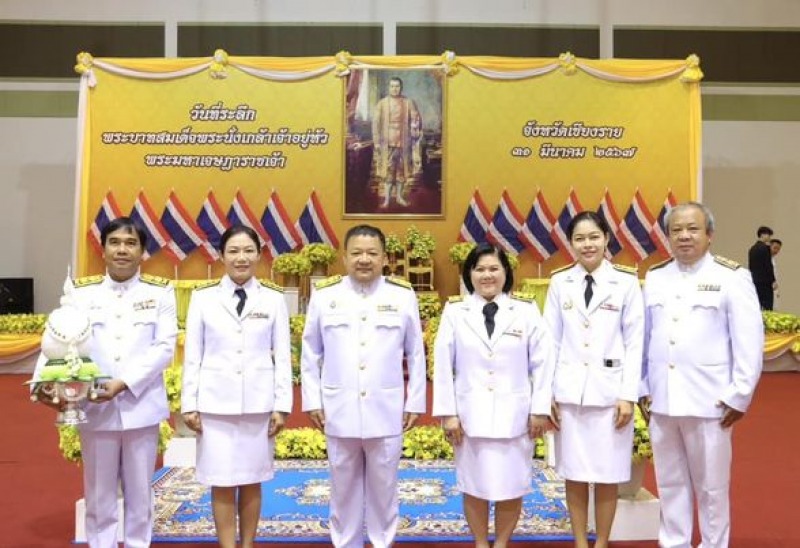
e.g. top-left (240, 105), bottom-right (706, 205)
top-left (0, 278), bottom-right (34, 314)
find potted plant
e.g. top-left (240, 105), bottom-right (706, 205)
top-left (448, 242), bottom-right (476, 271)
top-left (272, 252), bottom-right (312, 287)
top-left (619, 405), bottom-right (653, 498)
top-left (405, 225), bottom-right (436, 264)
top-left (300, 243), bottom-right (337, 276)
top-left (385, 233), bottom-right (405, 276)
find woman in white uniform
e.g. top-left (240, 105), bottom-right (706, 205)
top-left (433, 243), bottom-right (554, 548)
top-left (543, 211), bottom-right (644, 548)
top-left (181, 225), bottom-right (293, 548)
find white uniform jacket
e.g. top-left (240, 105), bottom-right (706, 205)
top-left (642, 253), bottom-right (763, 417)
top-left (181, 275), bottom-right (293, 415)
top-left (301, 275), bottom-right (426, 439)
top-left (432, 293), bottom-right (555, 439)
top-left (33, 272), bottom-right (177, 431)
top-left (544, 260), bottom-right (644, 407)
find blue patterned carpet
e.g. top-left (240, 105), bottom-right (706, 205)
top-left (152, 459), bottom-right (572, 543)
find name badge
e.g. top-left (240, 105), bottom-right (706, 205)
top-left (249, 311), bottom-right (270, 319)
top-left (377, 304), bottom-right (398, 313)
top-left (599, 302), bottom-right (620, 312)
top-left (503, 328), bottom-right (523, 338)
top-left (697, 284), bottom-right (721, 292)
top-left (133, 299), bottom-right (156, 311)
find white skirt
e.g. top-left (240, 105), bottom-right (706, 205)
top-left (554, 403), bottom-right (633, 483)
top-left (454, 434), bottom-right (533, 501)
top-left (195, 413), bottom-right (274, 487)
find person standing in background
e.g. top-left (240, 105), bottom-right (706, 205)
top-left (301, 224), bottom-right (426, 548)
top-left (747, 225), bottom-right (776, 310)
top-left (641, 202), bottom-right (763, 548)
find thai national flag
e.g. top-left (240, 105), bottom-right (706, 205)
top-left (129, 191), bottom-right (180, 264)
top-left (650, 190), bottom-right (677, 258)
top-left (261, 190), bottom-right (301, 260)
top-left (458, 190), bottom-right (492, 243)
top-left (196, 191), bottom-right (229, 254)
top-left (161, 191), bottom-right (219, 264)
top-left (551, 189), bottom-right (583, 261)
top-left (519, 190), bottom-right (559, 262)
top-left (487, 190), bottom-right (526, 254)
top-left (227, 190), bottom-right (271, 255)
top-left (618, 189), bottom-right (659, 263)
top-left (597, 188), bottom-right (624, 258)
top-left (295, 190), bottom-right (340, 248)
top-left (87, 191), bottom-right (123, 256)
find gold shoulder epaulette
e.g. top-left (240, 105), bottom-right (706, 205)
top-left (714, 255), bottom-right (741, 270)
top-left (193, 280), bottom-right (220, 291)
top-left (140, 273), bottom-right (170, 287)
top-left (73, 275), bottom-right (104, 287)
top-left (314, 275), bottom-right (343, 290)
top-left (259, 279), bottom-right (285, 293)
top-left (386, 276), bottom-right (412, 290)
top-left (649, 258), bottom-right (674, 271)
top-left (447, 295), bottom-right (464, 304)
top-left (511, 291), bottom-right (535, 303)
top-left (549, 262), bottom-right (575, 276)
top-left (613, 263), bottom-right (638, 275)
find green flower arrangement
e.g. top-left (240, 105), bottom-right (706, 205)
top-left (58, 420), bottom-right (173, 464)
top-left (385, 233), bottom-right (404, 255)
top-left (0, 313), bottom-right (47, 334)
top-left (274, 427), bottom-right (327, 459)
top-left (506, 253), bottom-right (520, 270)
top-left (762, 310), bottom-right (800, 334)
top-left (289, 314), bottom-right (306, 384)
top-left (448, 242), bottom-right (476, 266)
top-left (417, 293), bottom-right (442, 322)
top-left (402, 425), bottom-right (454, 460)
top-left (272, 252), bottom-right (313, 276)
top-left (405, 225), bottom-right (436, 260)
top-left (632, 405), bottom-right (653, 464)
top-left (300, 243), bottom-right (337, 267)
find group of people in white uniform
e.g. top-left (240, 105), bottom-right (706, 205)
top-left (34, 200), bottom-right (763, 548)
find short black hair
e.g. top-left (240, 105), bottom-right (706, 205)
top-left (461, 243), bottom-right (514, 294)
top-left (770, 238), bottom-right (783, 246)
top-left (344, 224), bottom-right (386, 251)
top-left (567, 211), bottom-right (611, 240)
top-left (389, 76), bottom-right (403, 89)
top-left (100, 217), bottom-right (147, 249)
top-left (757, 226), bottom-right (774, 238)
top-left (219, 225), bottom-right (261, 254)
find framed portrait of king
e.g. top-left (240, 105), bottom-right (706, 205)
top-left (343, 68), bottom-right (444, 218)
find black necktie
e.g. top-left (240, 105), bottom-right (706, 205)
top-left (234, 288), bottom-right (247, 316)
top-left (584, 274), bottom-right (594, 307)
top-left (482, 302), bottom-right (499, 338)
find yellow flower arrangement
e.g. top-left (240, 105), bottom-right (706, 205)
top-left (300, 243), bottom-right (337, 267)
top-left (417, 293), bottom-right (442, 322)
top-left (402, 425), bottom-right (454, 460)
top-left (423, 315), bottom-right (441, 381)
top-left (274, 427), bottom-right (327, 459)
top-left (272, 252), bottom-right (313, 276)
top-left (0, 313), bottom-right (47, 334)
top-left (405, 225), bottom-right (436, 260)
top-left (632, 405), bottom-right (653, 464)
top-left (762, 310), bottom-right (800, 334)
top-left (58, 421), bottom-right (173, 464)
top-left (163, 361), bottom-right (182, 414)
top-left (385, 233), bottom-right (404, 255)
top-left (289, 314), bottom-right (306, 384)
top-left (448, 242), bottom-right (476, 266)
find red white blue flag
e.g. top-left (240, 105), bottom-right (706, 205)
top-left (597, 188), bottom-right (624, 258)
top-left (87, 191), bottom-right (123, 256)
top-left (551, 189), bottom-right (583, 261)
top-left (130, 191), bottom-right (180, 264)
top-left (161, 191), bottom-right (218, 263)
top-left (196, 190), bottom-right (229, 254)
top-left (458, 189), bottom-right (492, 243)
top-left (618, 189), bottom-right (658, 263)
top-left (227, 190), bottom-right (270, 254)
top-left (519, 189), bottom-right (558, 262)
top-left (261, 190), bottom-right (301, 260)
top-left (650, 190), bottom-right (677, 258)
top-left (295, 190), bottom-right (340, 248)
top-left (487, 190), bottom-right (526, 254)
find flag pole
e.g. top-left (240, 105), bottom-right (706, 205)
top-left (537, 262), bottom-right (542, 279)
top-left (207, 263), bottom-right (211, 279)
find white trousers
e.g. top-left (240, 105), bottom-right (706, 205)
top-left (80, 425), bottom-right (159, 548)
top-left (326, 435), bottom-right (403, 548)
top-left (650, 414), bottom-right (732, 548)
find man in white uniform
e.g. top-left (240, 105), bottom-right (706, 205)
top-left (640, 202), bottom-right (762, 548)
top-left (35, 217), bottom-right (177, 548)
top-left (301, 224), bottom-right (426, 548)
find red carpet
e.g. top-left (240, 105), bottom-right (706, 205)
top-left (2, 372), bottom-right (798, 547)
